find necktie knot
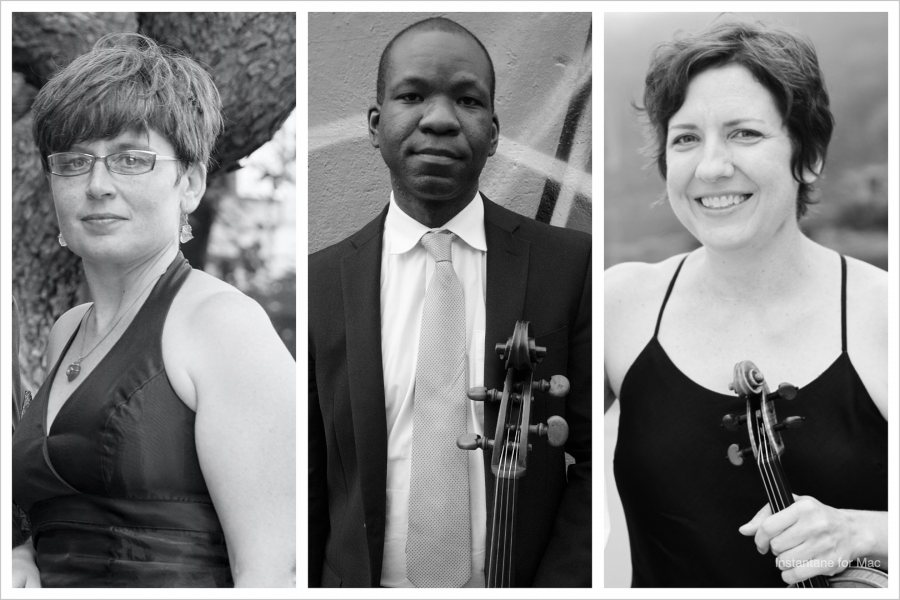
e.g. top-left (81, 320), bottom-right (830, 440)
top-left (421, 230), bottom-right (455, 263)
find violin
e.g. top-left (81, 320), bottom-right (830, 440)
top-left (724, 360), bottom-right (887, 588)
top-left (457, 321), bottom-right (570, 587)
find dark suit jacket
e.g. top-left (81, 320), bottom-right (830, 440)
top-left (309, 197), bottom-right (591, 587)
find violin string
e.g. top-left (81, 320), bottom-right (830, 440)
top-left (507, 418), bottom-right (520, 586)
top-left (757, 405), bottom-right (816, 589)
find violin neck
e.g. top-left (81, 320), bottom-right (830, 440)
top-left (756, 454), bottom-right (795, 514)
top-left (756, 455), bottom-right (830, 588)
top-left (486, 476), bottom-right (519, 587)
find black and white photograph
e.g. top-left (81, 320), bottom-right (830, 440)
top-left (603, 11), bottom-right (890, 589)
top-left (308, 11), bottom-right (592, 588)
top-left (7, 9), bottom-right (297, 588)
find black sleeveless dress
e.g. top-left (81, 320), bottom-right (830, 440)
top-left (12, 254), bottom-right (233, 587)
top-left (614, 254), bottom-right (887, 587)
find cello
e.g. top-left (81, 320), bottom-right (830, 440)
top-left (723, 360), bottom-right (887, 588)
top-left (457, 321), bottom-right (570, 587)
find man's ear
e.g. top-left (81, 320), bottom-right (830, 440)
top-left (180, 163), bottom-right (207, 213)
top-left (488, 114), bottom-right (499, 157)
top-left (368, 105), bottom-right (381, 148)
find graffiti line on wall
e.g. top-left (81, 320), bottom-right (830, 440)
top-left (536, 25), bottom-right (592, 228)
top-left (309, 116), bottom-right (369, 153)
top-left (309, 121), bottom-right (591, 202)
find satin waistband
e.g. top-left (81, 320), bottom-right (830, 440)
top-left (30, 494), bottom-right (225, 536)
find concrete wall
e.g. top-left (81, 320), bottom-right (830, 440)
top-left (308, 12), bottom-right (592, 253)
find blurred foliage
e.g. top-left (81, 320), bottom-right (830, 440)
top-left (205, 112), bottom-right (296, 357)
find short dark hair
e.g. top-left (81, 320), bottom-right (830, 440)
top-left (375, 17), bottom-right (496, 109)
top-left (32, 33), bottom-right (223, 174)
top-left (639, 21), bottom-right (834, 218)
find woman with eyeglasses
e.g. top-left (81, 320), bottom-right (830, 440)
top-left (11, 33), bottom-right (295, 588)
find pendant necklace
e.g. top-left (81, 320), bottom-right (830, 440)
top-left (65, 269), bottom-right (166, 383)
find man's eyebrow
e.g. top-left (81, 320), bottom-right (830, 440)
top-left (390, 74), bottom-right (488, 93)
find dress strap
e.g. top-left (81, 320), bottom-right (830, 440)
top-left (840, 254), bottom-right (847, 353)
top-left (654, 255), bottom-right (689, 338)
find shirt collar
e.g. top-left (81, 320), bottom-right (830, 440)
top-left (384, 191), bottom-right (487, 255)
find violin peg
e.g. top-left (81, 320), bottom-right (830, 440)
top-left (467, 387), bottom-right (500, 402)
top-left (775, 383), bottom-right (798, 401)
top-left (721, 412), bottom-right (747, 431)
top-left (727, 443), bottom-right (753, 466)
top-left (773, 416), bottom-right (805, 431)
top-left (535, 375), bottom-right (570, 398)
top-left (457, 433), bottom-right (491, 451)
top-left (530, 416), bottom-right (569, 447)
top-left (544, 415), bottom-right (569, 447)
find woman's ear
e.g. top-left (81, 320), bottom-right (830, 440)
top-left (180, 163), bottom-right (207, 213)
top-left (801, 158), bottom-right (824, 184)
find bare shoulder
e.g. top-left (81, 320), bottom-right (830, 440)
top-left (605, 254), bottom-right (688, 397)
top-left (45, 302), bottom-right (93, 366)
top-left (845, 256), bottom-right (887, 336)
top-left (605, 254), bottom-right (688, 329)
top-left (164, 269), bottom-right (292, 409)
top-left (845, 255), bottom-right (887, 300)
top-left (167, 269), bottom-right (282, 351)
top-left (844, 255), bottom-right (887, 418)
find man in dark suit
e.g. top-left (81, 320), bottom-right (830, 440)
top-left (309, 16), bottom-right (591, 587)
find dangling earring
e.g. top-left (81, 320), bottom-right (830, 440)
top-left (57, 233), bottom-right (67, 247)
top-left (179, 213), bottom-right (194, 244)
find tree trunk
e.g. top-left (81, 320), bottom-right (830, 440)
top-left (138, 12), bottom-right (297, 176)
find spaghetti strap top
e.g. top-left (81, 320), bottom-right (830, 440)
top-left (12, 253), bottom-right (233, 587)
top-left (613, 253), bottom-right (886, 587)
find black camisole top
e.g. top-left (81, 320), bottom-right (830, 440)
top-left (12, 253), bottom-right (233, 587)
top-left (613, 254), bottom-right (887, 587)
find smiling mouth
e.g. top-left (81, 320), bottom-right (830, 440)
top-left (695, 194), bottom-right (752, 209)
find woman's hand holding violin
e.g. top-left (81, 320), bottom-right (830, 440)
top-left (739, 495), bottom-right (884, 585)
top-left (12, 542), bottom-right (41, 588)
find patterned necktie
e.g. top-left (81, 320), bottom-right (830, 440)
top-left (406, 230), bottom-right (471, 587)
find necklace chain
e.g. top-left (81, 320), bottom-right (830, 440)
top-left (65, 267), bottom-right (167, 383)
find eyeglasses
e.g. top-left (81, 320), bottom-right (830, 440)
top-left (47, 151), bottom-right (180, 177)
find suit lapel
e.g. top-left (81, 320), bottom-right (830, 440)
top-left (481, 198), bottom-right (531, 517)
top-left (340, 208), bottom-right (388, 578)
top-left (483, 198), bottom-right (530, 389)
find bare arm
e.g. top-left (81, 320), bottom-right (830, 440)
top-left (12, 541), bottom-right (41, 587)
top-left (186, 292), bottom-right (296, 587)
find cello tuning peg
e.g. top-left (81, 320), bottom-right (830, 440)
top-left (774, 383), bottom-right (798, 401)
top-left (535, 375), bottom-right (570, 398)
top-left (467, 387), bottom-right (501, 402)
top-left (457, 433), bottom-right (491, 451)
top-left (727, 443), bottom-right (753, 466)
top-left (721, 412), bottom-right (747, 431)
top-left (529, 415), bottom-right (569, 447)
top-left (773, 416), bottom-right (805, 432)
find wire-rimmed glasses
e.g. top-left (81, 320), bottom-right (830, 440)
top-left (47, 150), bottom-right (181, 177)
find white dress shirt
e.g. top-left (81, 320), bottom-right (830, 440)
top-left (379, 192), bottom-right (487, 588)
